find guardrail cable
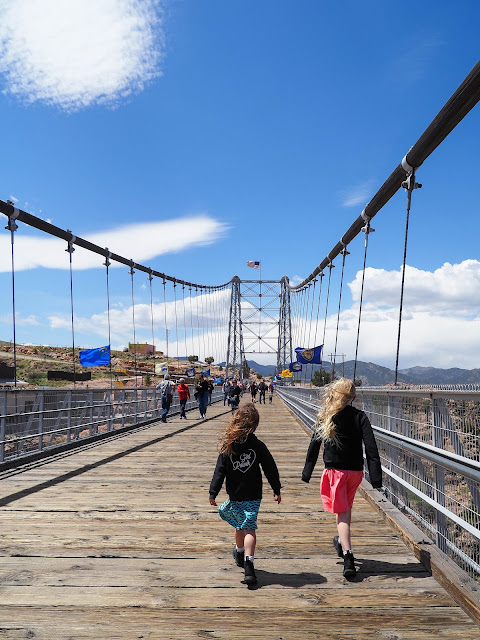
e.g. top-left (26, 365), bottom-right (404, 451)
top-left (353, 219), bottom-right (374, 383)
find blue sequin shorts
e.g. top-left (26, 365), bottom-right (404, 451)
top-left (218, 498), bottom-right (261, 530)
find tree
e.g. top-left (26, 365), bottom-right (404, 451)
top-left (256, 373), bottom-right (262, 380)
top-left (218, 365), bottom-right (223, 371)
top-left (354, 378), bottom-right (363, 387)
top-left (311, 368), bottom-right (331, 387)
top-left (242, 359), bottom-right (250, 379)
top-left (144, 374), bottom-right (152, 386)
top-left (205, 356), bottom-right (214, 365)
top-left (187, 355), bottom-right (198, 363)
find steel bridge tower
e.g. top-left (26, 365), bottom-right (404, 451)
top-left (225, 276), bottom-right (292, 379)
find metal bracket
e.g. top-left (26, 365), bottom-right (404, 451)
top-left (402, 171), bottom-right (422, 192)
top-left (65, 230), bottom-right (76, 253)
top-left (129, 260), bottom-right (135, 275)
top-left (104, 248), bottom-right (112, 268)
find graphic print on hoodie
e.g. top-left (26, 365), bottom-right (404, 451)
top-left (209, 433), bottom-right (281, 502)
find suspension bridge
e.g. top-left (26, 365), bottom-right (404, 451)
top-left (0, 62), bottom-right (480, 638)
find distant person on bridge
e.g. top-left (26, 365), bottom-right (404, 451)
top-left (177, 378), bottom-right (190, 419)
top-left (301, 378), bottom-right (382, 579)
top-left (250, 381), bottom-right (257, 403)
top-left (207, 378), bottom-right (214, 405)
top-left (258, 379), bottom-right (267, 404)
top-left (228, 379), bottom-right (241, 412)
top-left (195, 374), bottom-right (209, 419)
top-left (157, 374), bottom-right (174, 423)
top-left (209, 404), bottom-right (282, 586)
top-left (222, 379), bottom-right (231, 405)
top-left (268, 382), bottom-right (274, 403)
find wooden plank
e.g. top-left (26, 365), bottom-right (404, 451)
top-left (0, 398), bottom-right (479, 639)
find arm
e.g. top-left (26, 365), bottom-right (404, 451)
top-left (359, 411), bottom-right (383, 489)
top-left (209, 454), bottom-right (227, 503)
top-left (259, 444), bottom-right (282, 496)
top-left (302, 434), bottom-right (321, 483)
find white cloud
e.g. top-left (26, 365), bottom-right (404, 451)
top-left (293, 259), bottom-right (480, 369)
top-left (0, 215), bottom-right (229, 271)
top-left (0, 0), bottom-right (163, 110)
top-left (348, 260), bottom-right (480, 316)
top-left (341, 180), bottom-right (375, 208)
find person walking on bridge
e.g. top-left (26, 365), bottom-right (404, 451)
top-left (177, 378), bottom-right (190, 419)
top-left (195, 374), bottom-right (209, 419)
top-left (157, 373), bottom-right (174, 423)
top-left (209, 404), bottom-right (282, 586)
top-left (258, 379), bottom-right (267, 404)
top-left (301, 378), bottom-right (382, 579)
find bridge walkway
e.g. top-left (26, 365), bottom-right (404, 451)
top-left (0, 396), bottom-right (479, 639)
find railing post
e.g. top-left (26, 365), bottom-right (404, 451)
top-left (0, 390), bottom-right (6, 462)
top-left (66, 390), bottom-right (72, 443)
top-left (432, 396), bottom-right (448, 553)
top-left (38, 391), bottom-right (44, 452)
top-left (89, 390), bottom-right (94, 436)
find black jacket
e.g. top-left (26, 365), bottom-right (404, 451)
top-left (302, 405), bottom-right (382, 488)
top-left (209, 433), bottom-right (281, 501)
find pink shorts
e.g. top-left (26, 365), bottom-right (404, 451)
top-left (320, 469), bottom-right (363, 514)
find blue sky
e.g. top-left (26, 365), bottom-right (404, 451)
top-left (0, 0), bottom-right (479, 369)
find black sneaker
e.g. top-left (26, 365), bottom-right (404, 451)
top-left (244, 558), bottom-right (257, 585)
top-left (343, 551), bottom-right (356, 579)
top-left (233, 547), bottom-right (244, 568)
top-left (333, 535), bottom-right (343, 558)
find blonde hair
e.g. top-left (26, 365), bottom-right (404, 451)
top-left (314, 378), bottom-right (356, 445)
top-left (219, 404), bottom-right (259, 455)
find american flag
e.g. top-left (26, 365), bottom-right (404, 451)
top-left (246, 260), bottom-right (260, 269)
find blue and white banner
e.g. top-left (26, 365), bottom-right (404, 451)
top-left (79, 346), bottom-right (110, 367)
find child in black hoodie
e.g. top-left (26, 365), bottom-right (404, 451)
top-left (209, 404), bottom-right (282, 585)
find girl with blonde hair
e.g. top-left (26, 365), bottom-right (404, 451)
top-left (209, 404), bottom-right (282, 586)
top-left (302, 378), bottom-right (382, 579)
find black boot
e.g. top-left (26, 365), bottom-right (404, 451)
top-left (233, 547), bottom-right (244, 568)
top-left (333, 535), bottom-right (343, 558)
top-left (343, 551), bottom-right (356, 579)
top-left (244, 558), bottom-right (257, 585)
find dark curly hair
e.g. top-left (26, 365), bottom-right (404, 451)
top-left (219, 404), bottom-right (259, 455)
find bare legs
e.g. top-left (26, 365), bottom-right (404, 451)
top-left (235, 529), bottom-right (256, 556)
top-left (336, 509), bottom-right (352, 552)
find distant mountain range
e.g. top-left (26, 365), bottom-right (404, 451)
top-left (241, 360), bottom-right (480, 386)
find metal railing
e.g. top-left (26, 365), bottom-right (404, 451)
top-left (276, 385), bottom-right (480, 578)
top-left (0, 386), bottom-right (224, 464)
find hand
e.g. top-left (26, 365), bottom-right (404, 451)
top-left (209, 497), bottom-right (217, 506)
top-left (274, 493), bottom-right (281, 504)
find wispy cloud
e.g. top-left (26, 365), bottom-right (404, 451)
top-left (341, 180), bottom-right (375, 208)
top-left (0, 215), bottom-right (229, 271)
top-left (387, 33), bottom-right (442, 88)
top-left (0, 0), bottom-right (164, 111)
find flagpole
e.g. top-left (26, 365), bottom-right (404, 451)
top-left (259, 262), bottom-right (262, 355)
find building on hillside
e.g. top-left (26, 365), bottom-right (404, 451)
top-left (128, 343), bottom-right (155, 357)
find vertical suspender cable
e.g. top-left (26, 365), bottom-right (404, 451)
top-left (129, 261), bottom-right (137, 389)
top-left (322, 263), bottom-right (334, 381)
top-left (173, 279), bottom-right (179, 368)
top-left (395, 168), bottom-right (421, 385)
top-left (104, 250), bottom-right (113, 389)
top-left (312, 273), bottom-right (324, 384)
top-left (182, 285), bottom-right (188, 364)
top-left (353, 221), bottom-right (373, 383)
top-left (333, 248), bottom-right (349, 379)
top-left (307, 279), bottom-right (317, 384)
top-left (66, 232), bottom-right (76, 385)
top-left (189, 287), bottom-right (194, 359)
top-left (163, 279), bottom-right (169, 368)
top-left (148, 269), bottom-right (156, 378)
top-left (6, 212), bottom-right (18, 388)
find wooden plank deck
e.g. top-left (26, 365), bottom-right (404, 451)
top-left (0, 396), bottom-right (479, 639)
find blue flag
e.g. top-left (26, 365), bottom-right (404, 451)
top-left (185, 367), bottom-right (195, 376)
top-left (79, 345), bottom-right (110, 367)
top-left (214, 377), bottom-right (223, 383)
top-left (295, 345), bottom-right (323, 365)
top-left (200, 369), bottom-right (210, 376)
top-left (289, 362), bottom-right (303, 372)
